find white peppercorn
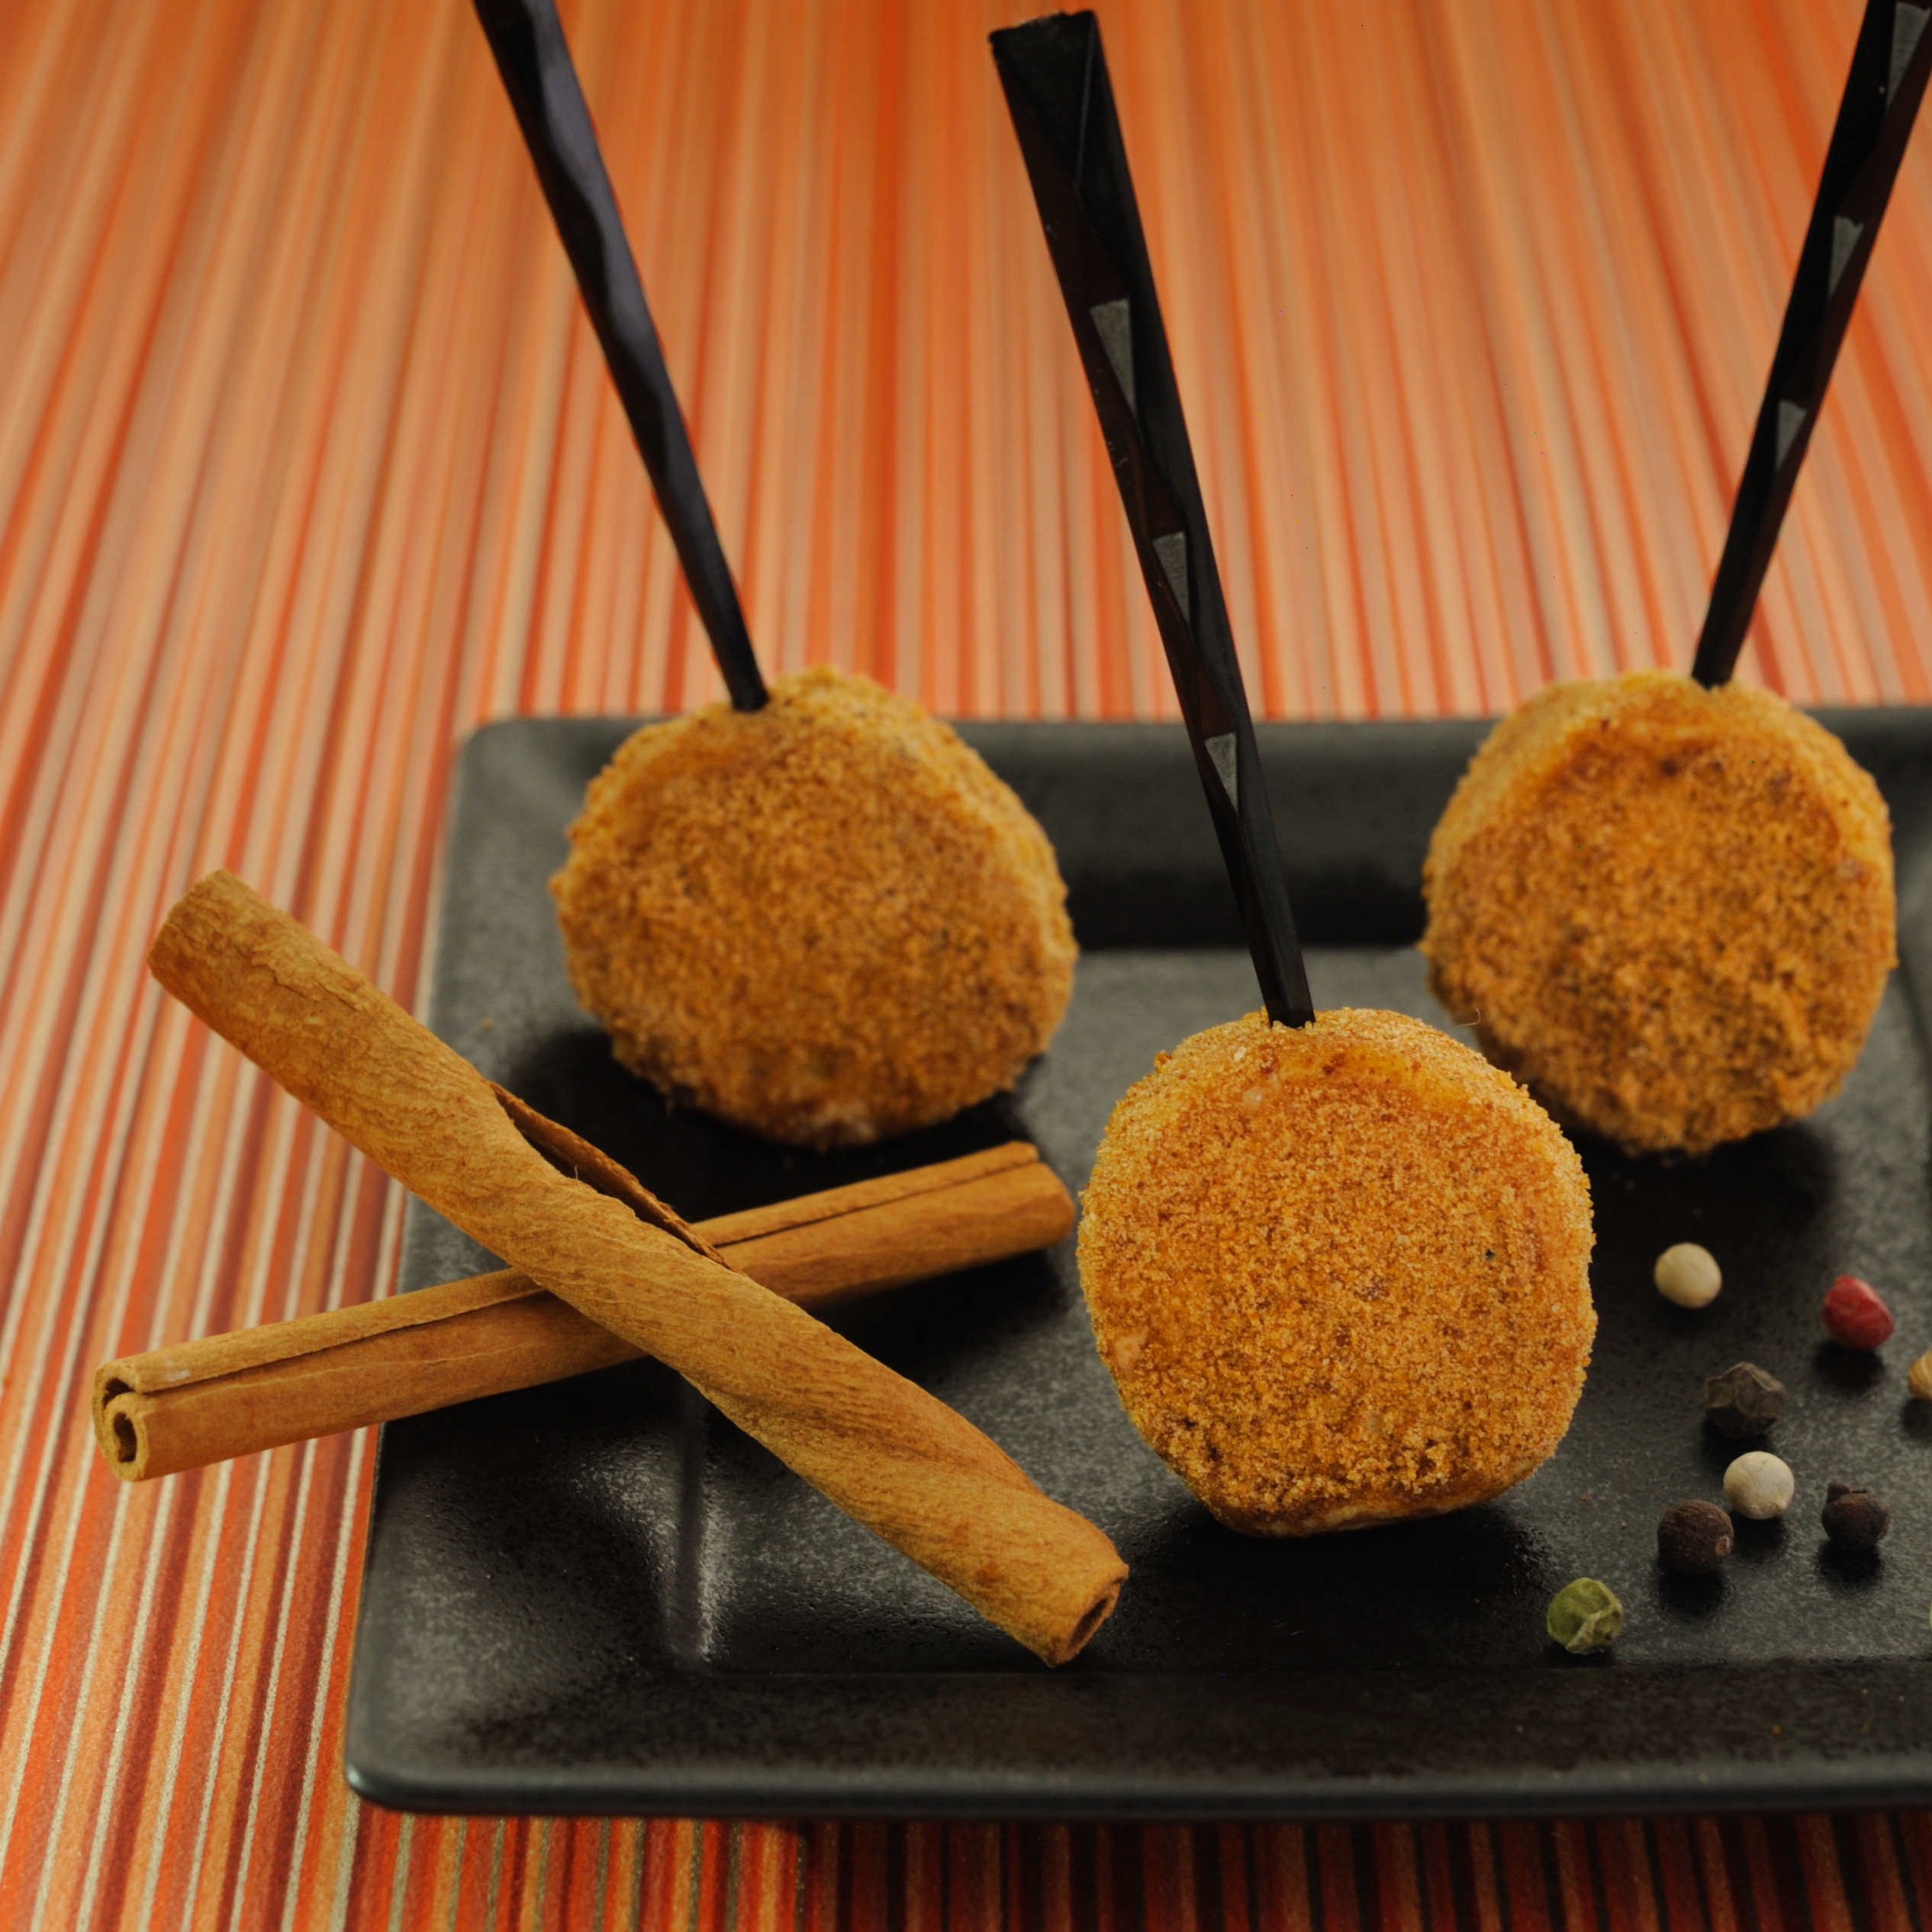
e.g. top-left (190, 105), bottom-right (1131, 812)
top-left (1654, 1243), bottom-right (1721, 1309)
top-left (1724, 1451), bottom-right (1795, 1520)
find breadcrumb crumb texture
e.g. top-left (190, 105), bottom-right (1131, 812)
top-left (1422, 671), bottom-right (1895, 1156)
top-left (1078, 1009), bottom-right (1595, 1535)
top-left (552, 667), bottom-right (1077, 1148)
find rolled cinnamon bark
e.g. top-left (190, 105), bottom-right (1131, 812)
top-left (146, 873), bottom-right (1124, 1663)
top-left (93, 1144), bottom-right (1072, 1482)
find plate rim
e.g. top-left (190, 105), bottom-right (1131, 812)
top-left (346, 707), bottom-right (1932, 1819)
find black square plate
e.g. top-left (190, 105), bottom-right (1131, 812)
top-left (346, 711), bottom-right (1932, 1818)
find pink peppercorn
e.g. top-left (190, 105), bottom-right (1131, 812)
top-left (1821, 1275), bottom-right (1895, 1351)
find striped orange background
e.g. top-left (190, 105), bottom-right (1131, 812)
top-left (4, 0), bottom-right (1932, 1924)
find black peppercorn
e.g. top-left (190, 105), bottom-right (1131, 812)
top-left (1702, 1361), bottom-right (1785, 1438)
top-left (1657, 1499), bottom-right (1734, 1573)
top-left (1821, 1482), bottom-right (1890, 1551)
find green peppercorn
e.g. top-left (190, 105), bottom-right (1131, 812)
top-left (1546, 1578), bottom-right (1624, 1653)
top-left (1702, 1361), bottom-right (1785, 1439)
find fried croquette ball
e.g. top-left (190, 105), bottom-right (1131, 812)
top-left (1078, 1008), bottom-right (1595, 1535)
top-left (551, 666), bottom-right (1076, 1148)
top-left (1421, 671), bottom-right (1894, 1156)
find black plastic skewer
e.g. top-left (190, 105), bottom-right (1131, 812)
top-left (991, 13), bottom-right (1313, 1029)
top-left (473, 0), bottom-right (767, 710)
top-left (1692, 0), bottom-right (1931, 687)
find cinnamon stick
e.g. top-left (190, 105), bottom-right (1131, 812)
top-left (93, 1144), bottom-right (1072, 1483)
top-left (145, 873), bottom-right (1124, 1663)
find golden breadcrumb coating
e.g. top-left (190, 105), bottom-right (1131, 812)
top-left (1421, 671), bottom-right (1895, 1156)
top-left (551, 666), bottom-right (1077, 1148)
top-left (1078, 1008), bottom-right (1595, 1535)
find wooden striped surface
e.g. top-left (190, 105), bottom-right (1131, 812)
top-left (3, 0), bottom-right (1931, 1924)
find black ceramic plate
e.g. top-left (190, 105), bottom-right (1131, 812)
top-left (346, 711), bottom-right (1932, 1818)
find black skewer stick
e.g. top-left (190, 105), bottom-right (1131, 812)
top-left (472, 0), bottom-right (767, 710)
top-left (1691, 0), bottom-right (1931, 687)
top-left (991, 14), bottom-right (1314, 1029)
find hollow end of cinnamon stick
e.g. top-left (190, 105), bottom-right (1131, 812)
top-left (1053, 1577), bottom-right (1123, 1666)
top-left (95, 1379), bottom-right (145, 1480)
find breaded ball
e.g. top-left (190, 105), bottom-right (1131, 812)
top-left (1421, 671), bottom-right (1894, 1156)
top-left (1078, 1009), bottom-right (1595, 1535)
top-left (551, 666), bottom-right (1076, 1148)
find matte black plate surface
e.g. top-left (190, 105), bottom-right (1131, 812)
top-left (347, 712), bottom-right (1932, 1818)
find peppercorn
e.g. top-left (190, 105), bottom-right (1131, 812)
top-left (1654, 1243), bottom-right (1721, 1309)
top-left (1723, 1451), bottom-right (1795, 1520)
top-left (1821, 1482), bottom-right (1890, 1551)
top-left (1702, 1361), bottom-right (1785, 1438)
top-left (1821, 1274), bottom-right (1895, 1350)
top-left (1909, 1350), bottom-right (1932, 1401)
top-left (1546, 1577), bottom-right (1624, 1653)
top-left (1657, 1499), bottom-right (1733, 1573)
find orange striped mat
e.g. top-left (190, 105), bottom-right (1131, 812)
top-left (5, 0), bottom-right (1932, 1924)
